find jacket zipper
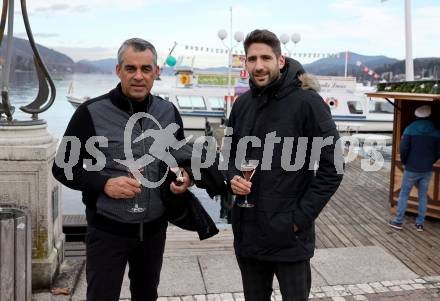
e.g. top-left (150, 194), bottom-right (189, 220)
top-left (127, 97), bottom-right (150, 242)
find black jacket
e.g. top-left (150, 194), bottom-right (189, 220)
top-left (227, 58), bottom-right (343, 261)
top-left (400, 118), bottom-right (440, 172)
top-left (52, 84), bottom-right (220, 240)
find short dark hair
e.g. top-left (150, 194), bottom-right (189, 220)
top-left (243, 29), bottom-right (282, 58)
top-left (117, 38), bottom-right (158, 66)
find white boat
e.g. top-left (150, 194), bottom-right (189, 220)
top-left (316, 76), bottom-right (393, 132)
top-left (66, 85), bottom-right (227, 132)
top-left (152, 85), bottom-right (227, 131)
top-left (66, 75), bottom-right (393, 133)
top-left (66, 95), bottom-right (91, 108)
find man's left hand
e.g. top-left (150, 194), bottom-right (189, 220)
top-left (170, 168), bottom-right (191, 194)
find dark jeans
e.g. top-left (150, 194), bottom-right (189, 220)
top-left (237, 257), bottom-right (311, 301)
top-left (86, 223), bottom-right (167, 301)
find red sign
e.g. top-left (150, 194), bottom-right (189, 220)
top-left (240, 70), bottom-right (249, 79)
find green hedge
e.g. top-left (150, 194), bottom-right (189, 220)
top-left (377, 80), bottom-right (440, 94)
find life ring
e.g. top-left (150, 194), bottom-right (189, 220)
top-left (325, 97), bottom-right (339, 109)
top-left (179, 74), bottom-right (190, 85)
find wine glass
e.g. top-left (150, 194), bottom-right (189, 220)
top-left (238, 159), bottom-right (258, 208)
top-left (170, 167), bottom-right (184, 186)
top-left (127, 167), bottom-right (146, 213)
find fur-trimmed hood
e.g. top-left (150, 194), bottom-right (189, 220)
top-left (299, 73), bottom-right (320, 92)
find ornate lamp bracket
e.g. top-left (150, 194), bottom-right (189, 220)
top-left (0, 0), bottom-right (56, 125)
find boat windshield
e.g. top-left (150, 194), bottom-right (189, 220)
top-left (207, 96), bottom-right (224, 111)
top-left (347, 101), bottom-right (363, 114)
top-left (369, 100), bottom-right (394, 114)
top-left (176, 95), bottom-right (207, 110)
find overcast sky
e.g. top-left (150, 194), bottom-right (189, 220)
top-left (12, 0), bottom-right (440, 67)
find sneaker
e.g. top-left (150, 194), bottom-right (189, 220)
top-left (416, 224), bottom-right (424, 232)
top-left (389, 221), bottom-right (403, 230)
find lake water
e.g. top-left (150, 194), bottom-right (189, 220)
top-left (4, 71), bottom-right (224, 223)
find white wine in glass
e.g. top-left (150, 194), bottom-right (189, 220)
top-left (238, 159), bottom-right (257, 208)
top-left (127, 168), bottom-right (146, 213)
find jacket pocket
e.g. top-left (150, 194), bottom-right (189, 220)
top-left (255, 196), bottom-right (298, 249)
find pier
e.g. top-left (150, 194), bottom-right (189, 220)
top-left (50, 158), bottom-right (440, 300)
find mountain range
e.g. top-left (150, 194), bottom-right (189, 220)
top-left (1, 37), bottom-right (439, 80)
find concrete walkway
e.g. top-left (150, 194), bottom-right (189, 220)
top-left (32, 243), bottom-right (440, 300)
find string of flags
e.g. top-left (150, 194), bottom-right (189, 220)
top-left (355, 61), bottom-right (381, 79)
top-left (183, 45), bottom-right (339, 58)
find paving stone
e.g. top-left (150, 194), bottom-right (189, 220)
top-left (198, 255), bottom-right (242, 294)
top-left (411, 283), bottom-right (426, 290)
top-left (219, 293), bottom-right (233, 301)
top-left (374, 286), bottom-right (390, 293)
top-left (380, 280), bottom-right (394, 287)
top-left (401, 284), bottom-right (414, 290)
top-left (331, 297), bottom-right (347, 301)
top-left (353, 296), bottom-right (367, 301)
top-left (325, 290), bottom-right (342, 297)
top-left (157, 298), bottom-right (168, 301)
top-left (368, 282), bottom-right (383, 288)
top-left (414, 278), bottom-right (427, 284)
top-left (315, 293), bottom-right (326, 298)
top-left (194, 295), bottom-right (207, 301)
top-left (206, 294), bottom-right (221, 301)
top-left (182, 296), bottom-right (195, 301)
top-left (423, 276), bottom-right (440, 282)
top-left (388, 286), bottom-right (403, 291)
top-left (311, 287), bottom-right (323, 293)
top-left (347, 287), bottom-right (364, 295)
top-left (312, 247), bottom-right (417, 285)
top-left (159, 257), bottom-right (206, 296)
top-left (356, 284), bottom-right (374, 294)
top-left (169, 298), bottom-right (181, 301)
top-left (333, 285), bottom-right (346, 291)
top-left (321, 286), bottom-right (335, 292)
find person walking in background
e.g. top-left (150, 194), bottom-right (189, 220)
top-left (227, 29), bottom-right (343, 301)
top-left (390, 105), bottom-right (440, 232)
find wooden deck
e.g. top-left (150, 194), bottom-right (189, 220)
top-left (64, 159), bottom-right (440, 276)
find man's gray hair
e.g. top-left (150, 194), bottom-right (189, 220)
top-left (117, 38), bottom-right (158, 66)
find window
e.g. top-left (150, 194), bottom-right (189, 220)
top-left (176, 95), bottom-right (207, 110)
top-left (176, 96), bottom-right (192, 109)
top-left (369, 101), bottom-right (393, 114)
top-left (191, 96), bottom-right (206, 109)
top-left (207, 96), bottom-right (224, 110)
top-left (347, 101), bottom-right (363, 114)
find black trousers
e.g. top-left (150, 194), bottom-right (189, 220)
top-left (86, 223), bottom-right (167, 301)
top-left (236, 257), bottom-right (311, 301)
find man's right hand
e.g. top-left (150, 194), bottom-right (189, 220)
top-left (230, 175), bottom-right (252, 195)
top-left (104, 177), bottom-right (141, 199)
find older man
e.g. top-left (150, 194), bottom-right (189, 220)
top-left (53, 38), bottom-right (195, 301)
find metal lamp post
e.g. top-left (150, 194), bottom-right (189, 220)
top-left (217, 7), bottom-right (244, 119)
top-left (381, 0), bottom-right (414, 81)
top-left (279, 32), bottom-right (301, 58)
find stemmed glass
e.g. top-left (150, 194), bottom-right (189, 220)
top-left (169, 167), bottom-right (184, 185)
top-left (238, 159), bottom-right (258, 208)
top-left (127, 167), bottom-right (146, 213)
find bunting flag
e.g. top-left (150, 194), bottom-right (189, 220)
top-left (356, 60), bottom-right (381, 79)
top-left (183, 44), bottom-right (339, 59)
